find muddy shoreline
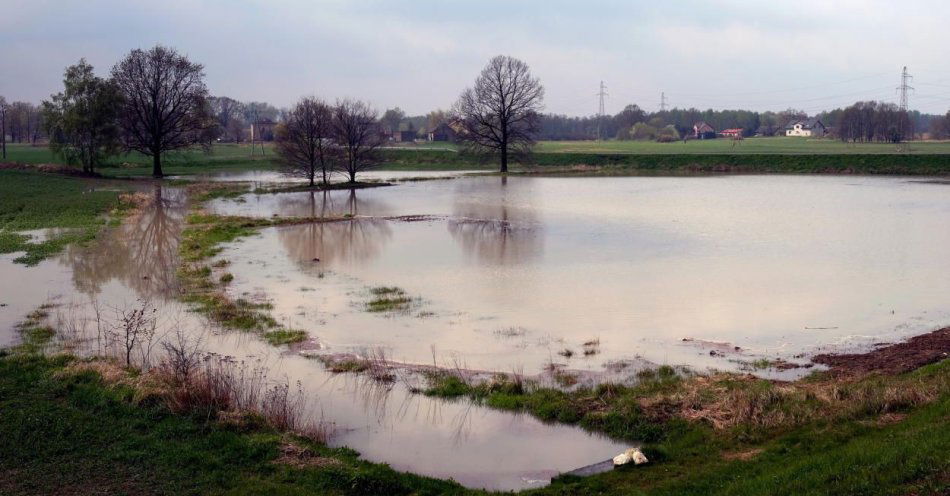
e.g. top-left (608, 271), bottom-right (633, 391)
top-left (813, 326), bottom-right (950, 376)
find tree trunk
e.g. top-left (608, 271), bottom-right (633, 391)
top-left (500, 144), bottom-right (508, 173)
top-left (152, 153), bottom-right (163, 178)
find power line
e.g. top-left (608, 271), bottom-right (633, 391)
top-left (897, 66), bottom-right (914, 152)
top-left (596, 81), bottom-right (608, 139)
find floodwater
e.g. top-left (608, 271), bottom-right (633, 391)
top-left (0, 181), bottom-right (627, 491)
top-left (169, 169), bottom-right (485, 184)
top-left (3, 173), bottom-right (950, 490)
top-left (213, 175), bottom-right (950, 374)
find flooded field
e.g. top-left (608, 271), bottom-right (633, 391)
top-left (211, 175), bottom-right (950, 374)
top-left (3, 172), bottom-right (950, 490)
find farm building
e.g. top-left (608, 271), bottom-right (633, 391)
top-left (427, 121), bottom-right (459, 142)
top-left (785, 118), bottom-right (827, 137)
top-left (719, 128), bottom-right (743, 138)
top-left (393, 130), bottom-right (417, 142)
top-left (693, 122), bottom-right (716, 139)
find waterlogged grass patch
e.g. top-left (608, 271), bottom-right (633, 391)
top-left (322, 358), bottom-right (370, 374)
top-left (364, 286), bottom-right (418, 313)
top-left (0, 170), bottom-right (135, 265)
top-left (263, 329), bottom-right (308, 346)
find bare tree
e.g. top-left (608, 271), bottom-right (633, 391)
top-left (209, 96), bottom-right (245, 142)
top-left (111, 45), bottom-right (212, 178)
top-left (454, 55), bottom-right (544, 172)
top-left (276, 97), bottom-right (337, 187)
top-left (332, 99), bottom-right (382, 183)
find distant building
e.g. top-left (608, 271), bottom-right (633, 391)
top-left (393, 130), bottom-right (417, 142)
top-left (719, 128), bottom-right (744, 138)
top-left (427, 121), bottom-right (460, 142)
top-left (785, 118), bottom-right (826, 137)
top-left (693, 121), bottom-right (716, 139)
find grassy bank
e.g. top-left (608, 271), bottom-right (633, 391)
top-left (2, 342), bottom-right (946, 495)
top-left (3, 143), bottom-right (282, 177)
top-left (0, 169), bottom-right (133, 265)
top-left (10, 141), bottom-right (950, 177)
top-left (0, 349), bottom-right (467, 496)
top-left (380, 149), bottom-right (950, 174)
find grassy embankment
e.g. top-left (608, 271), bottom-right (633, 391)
top-left (382, 148), bottom-right (950, 174)
top-left (2, 316), bottom-right (947, 496)
top-left (0, 169), bottom-right (134, 265)
top-left (9, 138), bottom-right (950, 177)
top-left (0, 320), bottom-right (467, 496)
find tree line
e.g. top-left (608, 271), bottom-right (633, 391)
top-left (8, 45), bottom-right (541, 178)
top-left (4, 45), bottom-right (948, 179)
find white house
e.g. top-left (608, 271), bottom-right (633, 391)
top-left (785, 118), bottom-right (826, 137)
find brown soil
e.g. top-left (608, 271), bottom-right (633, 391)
top-left (812, 327), bottom-right (950, 376)
top-left (722, 448), bottom-right (764, 461)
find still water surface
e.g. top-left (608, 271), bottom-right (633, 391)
top-left (212, 175), bottom-right (950, 373)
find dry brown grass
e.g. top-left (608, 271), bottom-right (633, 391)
top-left (61, 354), bottom-right (331, 443)
top-left (274, 443), bottom-right (342, 469)
top-left (639, 369), bottom-right (947, 431)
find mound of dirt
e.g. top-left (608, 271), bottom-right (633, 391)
top-left (812, 327), bottom-right (950, 376)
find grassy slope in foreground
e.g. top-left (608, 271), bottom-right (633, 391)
top-left (0, 352), bottom-right (464, 496)
top-left (0, 170), bottom-right (130, 265)
top-left (1, 341), bottom-right (946, 495)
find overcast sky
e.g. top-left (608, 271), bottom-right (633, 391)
top-left (3, 0), bottom-right (950, 116)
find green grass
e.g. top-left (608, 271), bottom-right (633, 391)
top-left (535, 137), bottom-right (950, 155)
top-left (0, 352), bottom-right (467, 496)
top-left (2, 350), bottom-right (944, 495)
top-left (11, 140), bottom-right (950, 176)
top-left (0, 170), bottom-right (130, 265)
top-left (364, 286), bottom-right (416, 313)
top-left (4, 143), bottom-right (282, 176)
top-left (263, 329), bottom-right (308, 346)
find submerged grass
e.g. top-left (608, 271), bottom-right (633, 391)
top-left (264, 329), bottom-right (308, 346)
top-left (364, 286), bottom-right (417, 313)
top-left (177, 183), bottom-right (360, 347)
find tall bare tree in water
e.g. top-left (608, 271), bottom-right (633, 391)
top-left (276, 97), bottom-right (337, 187)
top-left (332, 99), bottom-right (382, 183)
top-left (454, 55), bottom-right (544, 173)
top-left (111, 45), bottom-right (212, 178)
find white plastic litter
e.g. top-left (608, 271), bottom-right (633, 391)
top-left (612, 448), bottom-right (648, 466)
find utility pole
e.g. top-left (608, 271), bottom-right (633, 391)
top-left (659, 92), bottom-right (668, 112)
top-left (896, 66), bottom-right (914, 152)
top-left (596, 81), bottom-right (608, 140)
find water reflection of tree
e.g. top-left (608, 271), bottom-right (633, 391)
top-left (277, 190), bottom-right (392, 266)
top-left (448, 176), bottom-right (542, 264)
top-left (65, 185), bottom-right (185, 297)
top-left (276, 188), bottom-right (390, 218)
